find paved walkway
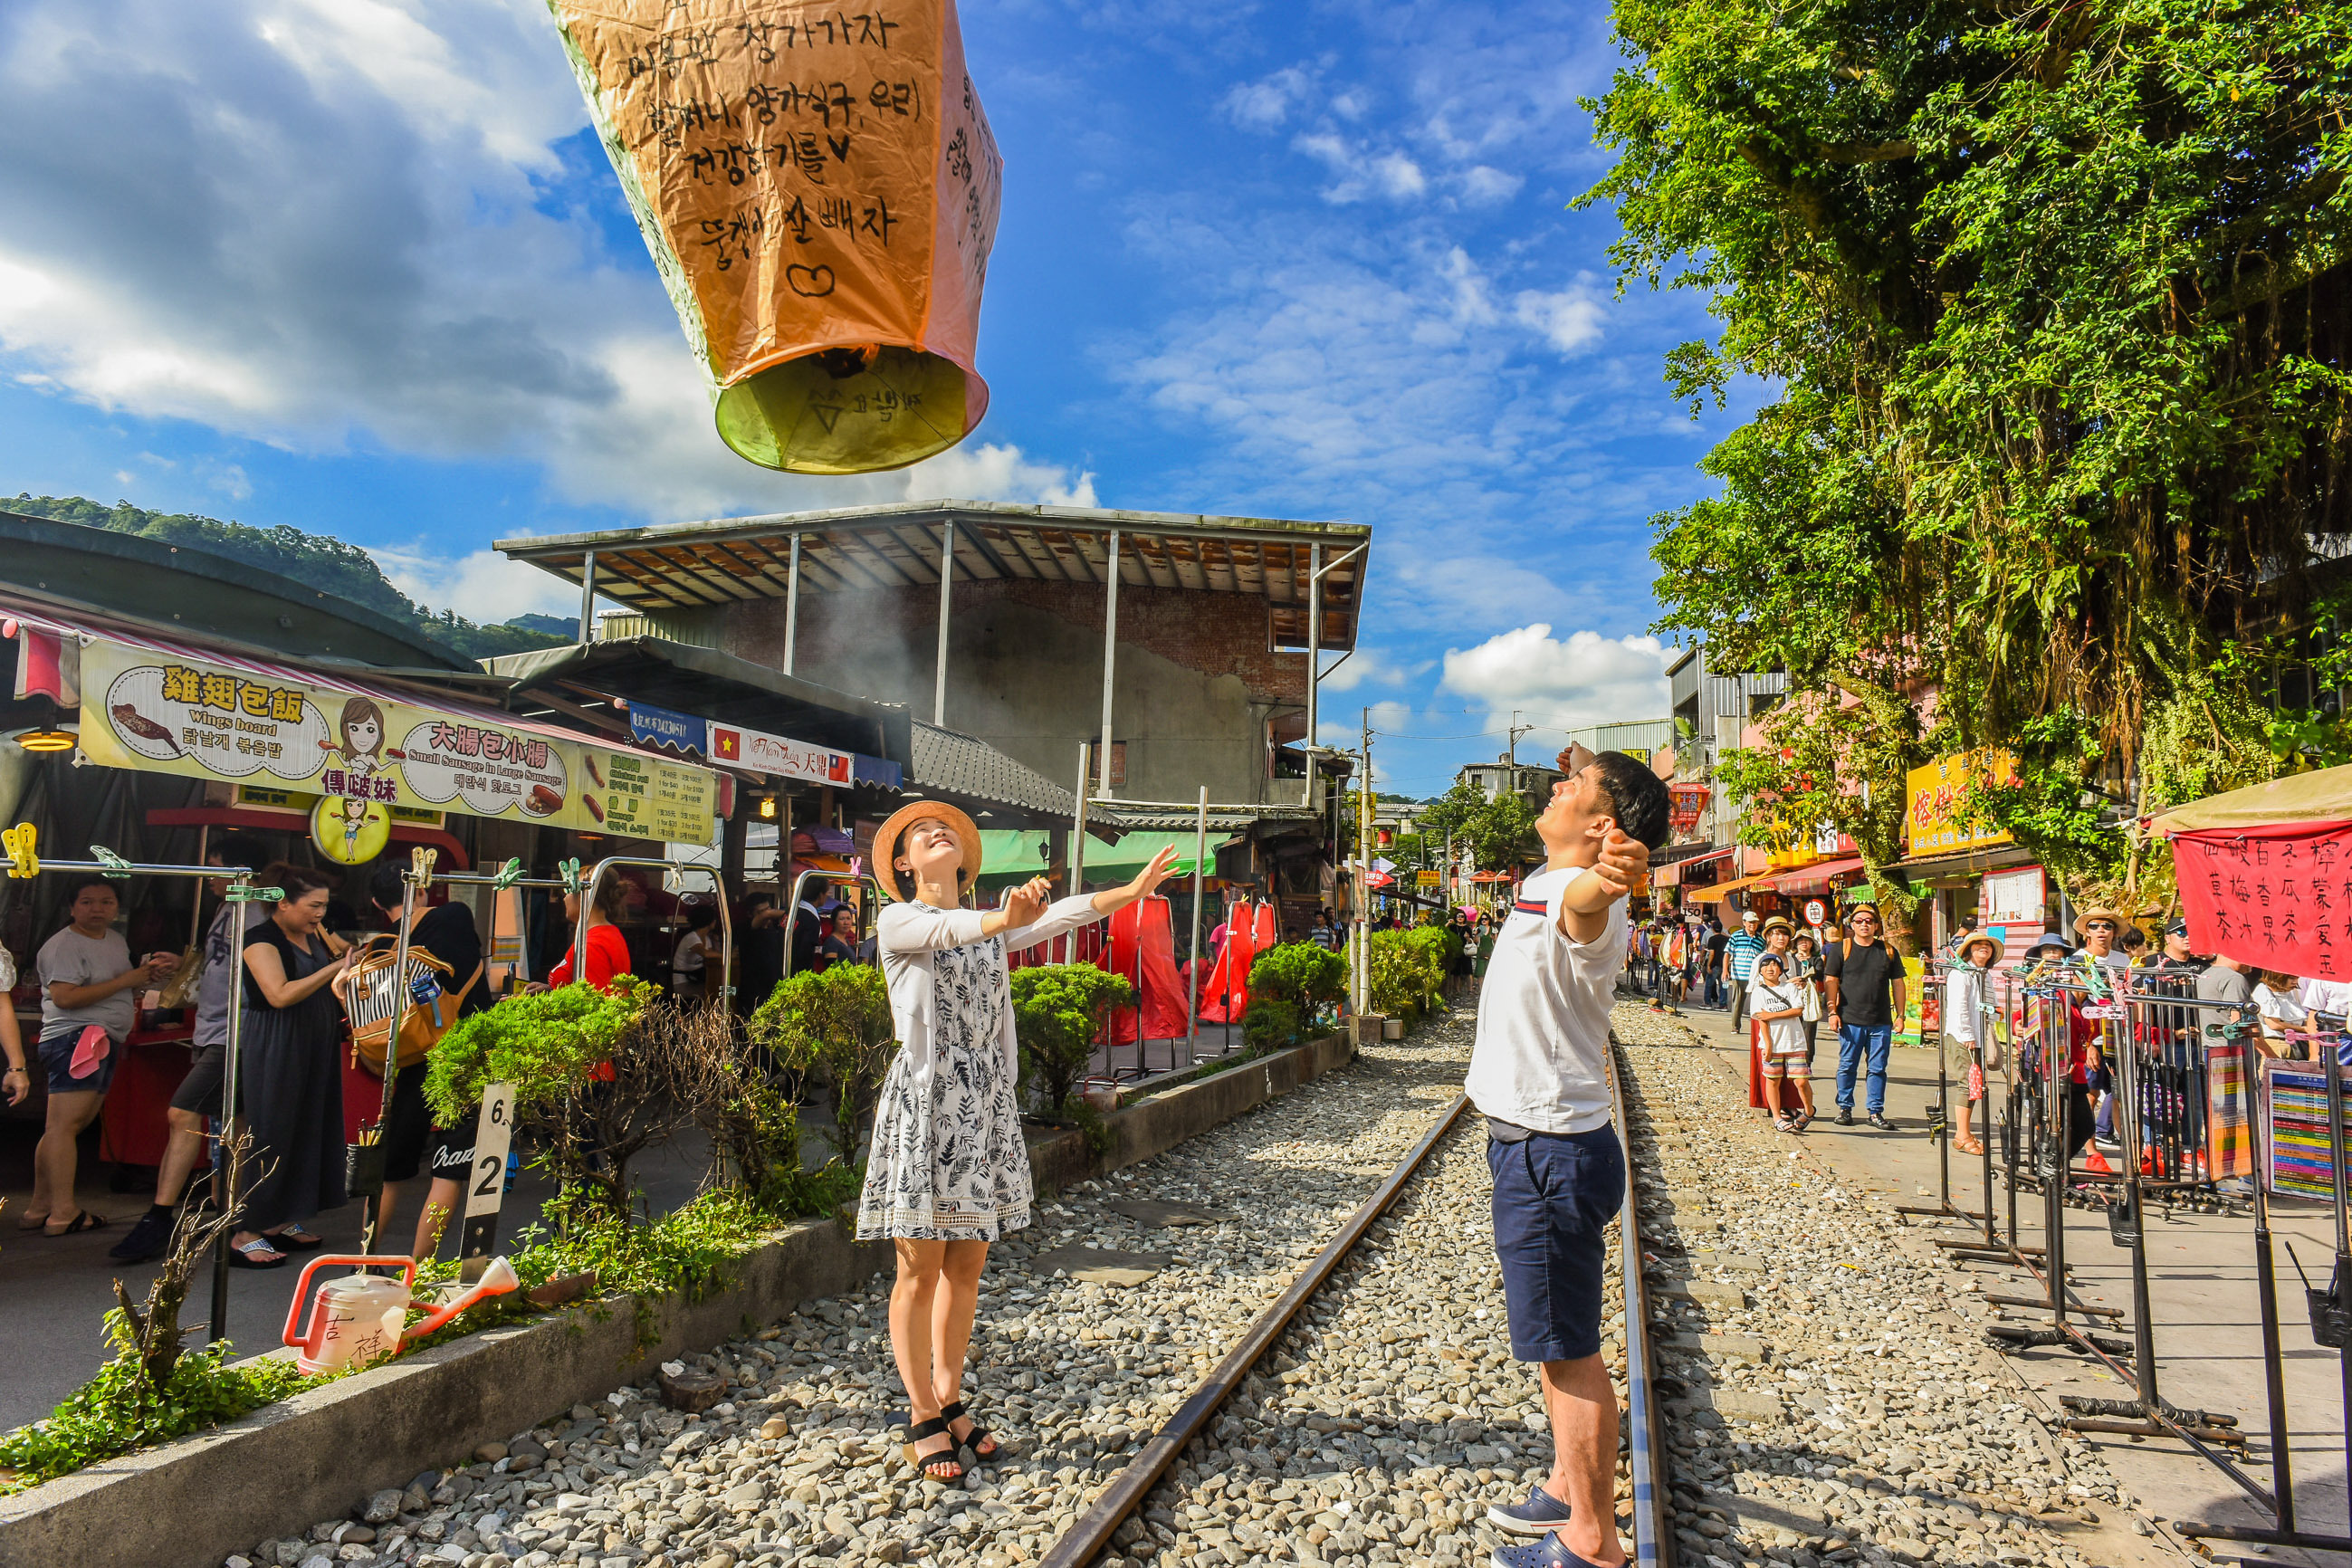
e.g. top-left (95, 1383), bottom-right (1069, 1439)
top-left (1666, 999), bottom-right (2352, 1567)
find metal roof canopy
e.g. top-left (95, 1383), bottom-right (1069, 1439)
top-left (483, 636), bottom-right (913, 766)
top-left (492, 500), bottom-right (1371, 655)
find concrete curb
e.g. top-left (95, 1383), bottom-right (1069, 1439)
top-left (0, 1029), bottom-right (1361, 1568)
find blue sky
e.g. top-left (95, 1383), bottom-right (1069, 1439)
top-left (0, 0), bottom-right (1754, 797)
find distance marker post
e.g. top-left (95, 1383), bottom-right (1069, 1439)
top-left (456, 1081), bottom-right (515, 1285)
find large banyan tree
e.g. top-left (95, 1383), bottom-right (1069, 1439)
top-left (1589, 0), bottom-right (2352, 905)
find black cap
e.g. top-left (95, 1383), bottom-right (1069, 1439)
top-left (2166, 918), bottom-right (2190, 938)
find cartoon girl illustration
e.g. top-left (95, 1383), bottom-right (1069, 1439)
top-left (332, 696), bottom-right (387, 784)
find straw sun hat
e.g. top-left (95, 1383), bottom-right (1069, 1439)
top-left (872, 799), bottom-right (984, 903)
top-left (2071, 904), bottom-right (2131, 936)
top-left (1953, 929), bottom-right (2003, 966)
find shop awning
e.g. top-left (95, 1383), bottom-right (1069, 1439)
top-left (1767, 856), bottom-right (1865, 895)
top-left (2147, 764), bottom-right (2352, 834)
top-left (6, 601), bottom-right (724, 846)
top-left (974, 828), bottom-right (1210, 887)
top-left (1690, 873), bottom-right (1772, 903)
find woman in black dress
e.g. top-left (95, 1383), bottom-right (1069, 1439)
top-left (227, 864), bottom-right (352, 1268)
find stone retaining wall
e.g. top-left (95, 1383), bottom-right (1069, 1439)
top-left (0, 1029), bottom-right (1360, 1568)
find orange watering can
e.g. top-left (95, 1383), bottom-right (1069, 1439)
top-left (282, 1255), bottom-right (521, 1375)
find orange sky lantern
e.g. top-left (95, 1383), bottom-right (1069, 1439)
top-left (548, 1), bottom-right (1004, 474)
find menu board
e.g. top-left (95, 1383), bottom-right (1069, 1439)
top-left (79, 640), bottom-right (717, 845)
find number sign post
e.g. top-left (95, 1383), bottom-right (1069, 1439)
top-left (459, 1082), bottom-right (516, 1285)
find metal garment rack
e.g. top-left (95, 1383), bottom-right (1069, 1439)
top-left (0, 830), bottom-right (268, 1344)
top-left (355, 853), bottom-right (573, 1258)
top-left (2179, 1008), bottom-right (2352, 1557)
top-left (573, 856), bottom-right (733, 1001)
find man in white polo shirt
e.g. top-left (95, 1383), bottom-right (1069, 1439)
top-left (1467, 753), bottom-right (1667, 1568)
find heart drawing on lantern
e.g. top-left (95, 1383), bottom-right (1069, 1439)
top-left (786, 263), bottom-right (837, 298)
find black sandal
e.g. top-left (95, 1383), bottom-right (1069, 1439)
top-left (43, 1210), bottom-right (109, 1238)
top-left (226, 1235), bottom-right (289, 1269)
top-left (900, 1417), bottom-right (963, 1482)
top-left (942, 1399), bottom-right (998, 1462)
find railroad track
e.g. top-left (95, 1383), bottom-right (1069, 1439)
top-left (1037, 1040), bottom-right (1673, 1568)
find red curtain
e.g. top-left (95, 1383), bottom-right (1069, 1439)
top-left (1198, 900), bottom-right (1265, 1023)
top-left (1103, 897), bottom-right (1190, 1043)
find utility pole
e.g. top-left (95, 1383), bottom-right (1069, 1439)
top-left (1506, 709), bottom-right (1537, 798)
top-left (1355, 706), bottom-right (1372, 1018)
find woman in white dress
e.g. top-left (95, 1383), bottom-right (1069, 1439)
top-left (859, 800), bottom-right (1180, 1482)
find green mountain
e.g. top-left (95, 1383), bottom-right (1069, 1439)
top-left (4, 492), bottom-right (568, 663)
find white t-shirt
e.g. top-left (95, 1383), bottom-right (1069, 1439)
top-left (37, 925), bottom-right (136, 1040)
top-left (1463, 865), bottom-right (1625, 1136)
top-left (2255, 984), bottom-right (2309, 1036)
top-left (1747, 977), bottom-right (1807, 1054)
top-left (2299, 978), bottom-right (2352, 1022)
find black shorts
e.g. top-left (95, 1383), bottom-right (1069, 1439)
top-left (170, 1042), bottom-right (227, 1118)
top-left (1487, 1125), bottom-right (1626, 1363)
top-left (376, 1061), bottom-right (482, 1184)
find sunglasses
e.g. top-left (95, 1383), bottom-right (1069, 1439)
top-left (2086, 921), bottom-right (2118, 932)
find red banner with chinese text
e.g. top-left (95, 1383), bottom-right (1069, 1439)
top-left (2172, 821), bottom-right (2352, 980)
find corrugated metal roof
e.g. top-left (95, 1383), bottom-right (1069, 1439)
top-left (493, 499), bottom-right (1372, 654)
top-left (910, 722), bottom-right (1124, 834)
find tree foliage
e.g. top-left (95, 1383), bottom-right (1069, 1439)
top-left (1588, 0), bottom-right (2348, 894)
top-left (1009, 963), bottom-right (1133, 1139)
top-left (750, 963), bottom-right (896, 1164)
top-left (1415, 781), bottom-right (1541, 871)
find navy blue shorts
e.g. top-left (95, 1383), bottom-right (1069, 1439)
top-left (1488, 1125), bottom-right (1626, 1363)
top-left (38, 1026), bottom-right (120, 1095)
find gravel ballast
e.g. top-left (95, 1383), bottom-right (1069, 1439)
top-left (222, 1001), bottom-right (2163, 1568)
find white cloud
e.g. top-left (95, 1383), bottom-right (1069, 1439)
top-left (0, 0), bottom-right (1094, 526)
top-left (1439, 624), bottom-right (1671, 730)
top-left (1318, 646), bottom-right (1419, 693)
top-left (372, 540), bottom-right (581, 625)
top-left (1458, 165), bottom-right (1524, 205)
top-left (1316, 702), bottom-right (1410, 749)
top-left (902, 443), bottom-right (1097, 509)
top-left (1514, 280), bottom-right (1607, 356)
top-left (1223, 66), bottom-right (1315, 130)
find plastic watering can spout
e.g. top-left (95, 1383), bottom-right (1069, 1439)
top-left (402, 1256), bottom-right (522, 1341)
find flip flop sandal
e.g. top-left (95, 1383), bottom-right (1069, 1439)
top-left (43, 1210), bottom-right (108, 1238)
top-left (227, 1236), bottom-right (290, 1269)
top-left (899, 1417), bottom-right (962, 1483)
top-left (16, 1210), bottom-right (51, 1232)
top-left (270, 1226), bottom-right (327, 1251)
top-left (942, 1400), bottom-right (999, 1462)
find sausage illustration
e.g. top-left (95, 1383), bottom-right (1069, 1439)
top-left (584, 793), bottom-right (606, 824)
top-left (112, 703), bottom-right (183, 757)
top-left (526, 783), bottom-right (563, 817)
top-left (584, 752), bottom-right (605, 787)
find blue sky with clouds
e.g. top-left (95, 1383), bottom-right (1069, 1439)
top-left (0, 0), bottom-right (1755, 797)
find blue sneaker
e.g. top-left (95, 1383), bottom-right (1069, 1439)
top-left (1489, 1532), bottom-right (1616, 1568)
top-left (1486, 1485), bottom-right (1572, 1536)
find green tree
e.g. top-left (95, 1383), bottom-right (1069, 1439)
top-left (1585, 0), bottom-right (2344, 899)
top-left (1417, 781), bottom-right (1540, 872)
top-left (1009, 963), bottom-right (1133, 1120)
top-left (749, 965), bottom-right (896, 1165)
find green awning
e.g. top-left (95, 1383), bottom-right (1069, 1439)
top-left (975, 829), bottom-right (1209, 888)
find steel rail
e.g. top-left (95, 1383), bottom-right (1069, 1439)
top-left (1607, 1041), bottom-right (1675, 1568)
top-left (1038, 1091), bottom-right (1471, 1568)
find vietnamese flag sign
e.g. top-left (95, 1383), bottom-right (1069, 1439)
top-left (2172, 821), bottom-right (2352, 980)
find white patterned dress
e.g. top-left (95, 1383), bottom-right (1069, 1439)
top-left (857, 934), bottom-right (1032, 1240)
top-left (855, 893), bottom-right (1105, 1241)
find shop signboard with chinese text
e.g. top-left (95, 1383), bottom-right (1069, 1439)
top-left (1982, 865), bottom-right (2047, 927)
top-left (1905, 750), bottom-right (2018, 855)
top-left (710, 721), bottom-right (853, 786)
top-left (1668, 782), bottom-right (1708, 835)
top-left (79, 641), bottom-right (716, 844)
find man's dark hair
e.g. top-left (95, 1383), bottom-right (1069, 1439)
top-left (684, 903), bottom-right (720, 931)
top-left (210, 833), bottom-right (271, 876)
top-left (367, 862), bottom-right (408, 910)
top-left (1592, 751), bottom-right (1670, 850)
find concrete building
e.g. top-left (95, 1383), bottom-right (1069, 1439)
top-left (1455, 754), bottom-right (1563, 805)
top-left (1561, 718), bottom-right (1675, 769)
top-left (499, 502), bottom-right (1371, 812)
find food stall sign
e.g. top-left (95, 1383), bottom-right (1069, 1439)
top-left (81, 640), bottom-right (717, 845)
top-left (236, 782), bottom-right (445, 828)
top-left (1905, 749), bottom-right (2018, 854)
top-left (710, 721), bottom-right (853, 786)
top-left (626, 700), bottom-right (709, 757)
